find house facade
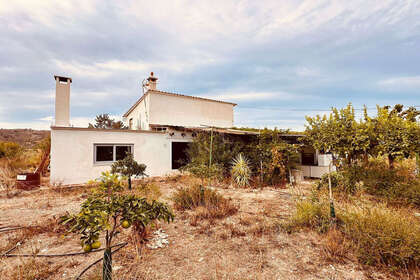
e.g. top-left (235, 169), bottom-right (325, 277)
top-left (50, 73), bottom-right (331, 185)
top-left (50, 73), bottom-right (237, 185)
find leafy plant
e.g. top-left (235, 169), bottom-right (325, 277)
top-left (184, 132), bottom-right (245, 175)
top-left (250, 129), bottom-right (301, 186)
top-left (368, 105), bottom-right (420, 168)
top-left (231, 154), bottom-right (251, 187)
top-left (304, 103), bottom-right (372, 166)
top-left (111, 153), bottom-right (147, 190)
top-left (60, 172), bottom-right (174, 280)
top-left (305, 103), bottom-right (420, 169)
top-left (183, 163), bottom-right (223, 185)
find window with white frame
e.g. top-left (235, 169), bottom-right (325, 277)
top-left (94, 144), bottom-right (133, 163)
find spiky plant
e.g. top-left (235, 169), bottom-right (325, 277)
top-left (231, 154), bottom-right (251, 187)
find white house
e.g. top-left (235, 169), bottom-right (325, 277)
top-left (50, 73), bottom-right (331, 185)
top-left (50, 73), bottom-right (238, 185)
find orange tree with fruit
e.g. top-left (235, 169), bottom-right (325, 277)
top-left (60, 172), bottom-right (174, 280)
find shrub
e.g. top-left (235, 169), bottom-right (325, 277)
top-left (171, 185), bottom-right (238, 219)
top-left (231, 154), bottom-right (251, 187)
top-left (134, 181), bottom-right (162, 201)
top-left (60, 172), bottom-right (174, 280)
top-left (340, 205), bottom-right (420, 269)
top-left (283, 199), bottom-right (331, 233)
top-left (362, 159), bottom-right (420, 206)
top-left (316, 158), bottom-right (420, 206)
top-left (0, 142), bottom-right (22, 158)
top-left (316, 167), bottom-right (362, 194)
top-left (316, 172), bottom-right (344, 191)
top-left (111, 153), bottom-right (146, 190)
top-left (286, 199), bottom-right (420, 271)
top-left (182, 163), bottom-right (223, 185)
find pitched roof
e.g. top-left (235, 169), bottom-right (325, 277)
top-left (123, 90), bottom-right (237, 118)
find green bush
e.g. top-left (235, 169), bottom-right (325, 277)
top-left (185, 132), bottom-right (245, 174)
top-left (317, 158), bottom-right (420, 206)
top-left (283, 199), bottom-right (331, 233)
top-left (362, 159), bottom-right (420, 206)
top-left (182, 163), bottom-right (223, 185)
top-left (316, 172), bottom-right (344, 190)
top-left (0, 142), bottom-right (22, 158)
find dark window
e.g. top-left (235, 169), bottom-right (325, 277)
top-left (301, 152), bottom-right (315, 166)
top-left (172, 142), bottom-right (189, 169)
top-left (116, 145), bottom-right (131, 160)
top-left (95, 144), bottom-right (133, 163)
top-left (96, 146), bottom-right (114, 162)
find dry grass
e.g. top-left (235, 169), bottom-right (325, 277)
top-left (0, 174), bottom-right (396, 280)
top-left (9, 259), bottom-right (60, 280)
top-left (172, 185), bottom-right (238, 220)
top-left (132, 181), bottom-right (162, 201)
top-left (321, 227), bottom-right (352, 264)
top-left (340, 204), bottom-right (420, 270)
top-left (284, 196), bottom-right (420, 276)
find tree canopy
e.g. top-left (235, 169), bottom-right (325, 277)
top-left (88, 114), bottom-right (127, 129)
top-left (304, 103), bottom-right (420, 168)
top-left (111, 153), bottom-right (147, 190)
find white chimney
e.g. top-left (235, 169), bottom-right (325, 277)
top-left (147, 72), bottom-right (158, 90)
top-left (54, 75), bottom-right (72, 127)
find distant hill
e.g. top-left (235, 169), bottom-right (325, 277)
top-left (0, 129), bottom-right (50, 148)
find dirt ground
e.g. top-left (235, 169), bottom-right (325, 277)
top-left (0, 176), bottom-right (391, 280)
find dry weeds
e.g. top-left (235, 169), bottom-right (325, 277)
top-left (0, 175), bottom-right (395, 280)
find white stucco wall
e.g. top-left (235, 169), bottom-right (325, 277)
top-left (50, 127), bottom-right (173, 185)
top-left (149, 92), bottom-right (234, 128)
top-left (125, 94), bottom-right (150, 130)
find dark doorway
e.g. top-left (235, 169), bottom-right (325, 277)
top-left (301, 146), bottom-right (316, 166)
top-left (171, 142), bottom-right (189, 169)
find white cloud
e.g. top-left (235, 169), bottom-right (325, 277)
top-left (295, 66), bottom-right (322, 78)
top-left (0, 121), bottom-right (50, 130)
top-left (202, 91), bottom-right (305, 102)
top-left (53, 56), bottom-right (221, 79)
top-left (0, 0), bottom-right (99, 28)
top-left (378, 76), bottom-right (420, 89)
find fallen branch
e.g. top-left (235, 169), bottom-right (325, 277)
top-left (2, 242), bottom-right (128, 258)
top-left (75, 242), bottom-right (128, 280)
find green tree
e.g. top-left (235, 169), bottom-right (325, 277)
top-left (368, 106), bottom-right (420, 168)
top-left (60, 172), bottom-right (174, 280)
top-left (111, 153), bottom-right (146, 190)
top-left (250, 128), bottom-right (300, 186)
top-left (184, 132), bottom-right (245, 174)
top-left (304, 103), bottom-right (371, 166)
top-left (89, 114), bottom-right (127, 129)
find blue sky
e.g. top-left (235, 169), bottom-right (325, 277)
top-left (1, 0), bottom-right (419, 130)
